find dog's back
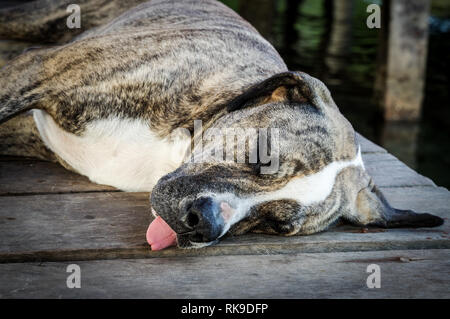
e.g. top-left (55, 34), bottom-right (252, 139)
top-left (0, 0), bottom-right (287, 136)
top-left (0, 0), bottom-right (288, 190)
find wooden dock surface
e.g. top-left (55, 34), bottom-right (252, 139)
top-left (0, 133), bottom-right (449, 298)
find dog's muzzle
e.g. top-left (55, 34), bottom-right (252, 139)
top-left (178, 196), bottom-right (225, 243)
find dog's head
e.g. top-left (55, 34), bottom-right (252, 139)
top-left (150, 71), bottom-right (444, 249)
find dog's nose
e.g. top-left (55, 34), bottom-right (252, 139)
top-left (179, 197), bottom-right (223, 242)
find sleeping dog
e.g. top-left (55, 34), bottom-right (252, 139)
top-left (0, 0), bottom-right (443, 249)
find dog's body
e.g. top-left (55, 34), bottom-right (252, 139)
top-left (0, 0), bottom-right (443, 248)
top-left (1, 0), bottom-right (287, 191)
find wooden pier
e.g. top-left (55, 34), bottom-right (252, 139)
top-left (0, 133), bottom-right (448, 298)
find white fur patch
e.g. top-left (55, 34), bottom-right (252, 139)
top-left (186, 240), bottom-right (217, 249)
top-left (212, 148), bottom-right (364, 237)
top-left (33, 110), bottom-right (190, 191)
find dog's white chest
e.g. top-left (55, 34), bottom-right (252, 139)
top-left (33, 110), bottom-right (190, 191)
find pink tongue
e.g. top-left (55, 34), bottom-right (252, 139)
top-left (146, 216), bottom-right (177, 251)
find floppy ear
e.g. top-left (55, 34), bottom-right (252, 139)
top-left (347, 180), bottom-right (444, 228)
top-left (227, 71), bottom-right (327, 112)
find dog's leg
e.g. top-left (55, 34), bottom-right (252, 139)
top-left (0, 112), bottom-right (56, 161)
top-left (0, 0), bottom-right (145, 43)
top-left (0, 45), bottom-right (91, 172)
top-left (0, 46), bottom-right (50, 125)
top-left (0, 41), bottom-right (75, 169)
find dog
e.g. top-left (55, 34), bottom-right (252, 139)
top-left (0, 0), bottom-right (443, 249)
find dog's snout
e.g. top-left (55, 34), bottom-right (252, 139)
top-left (179, 197), bottom-right (223, 242)
top-left (184, 210), bottom-right (200, 228)
top-left (181, 199), bottom-right (203, 229)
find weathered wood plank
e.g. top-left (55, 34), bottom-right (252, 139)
top-left (0, 192), bottom-right (151, 262)
top-left (0, 249), bottom-right (448, 298)
top-left (0, 159), bottom-right (116, 195)
top-left (355, 133), bottom-right (387, 154)
top-left (0, 186), bottom-right (448, 262)
top-left (363, 153), bottom-right (436, 187)
top-left (382, 186), bottom-right (450, 214)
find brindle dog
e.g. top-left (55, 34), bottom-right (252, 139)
top-left (0, 0), bottom-right (443, 248)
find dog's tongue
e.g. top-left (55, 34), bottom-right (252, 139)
top-left (146, 216), bottom-right (177, 251)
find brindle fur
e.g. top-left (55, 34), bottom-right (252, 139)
top-left (0, 0), bottom-right (443, 248)
top-left (0, 112), bottom-right (55, 161)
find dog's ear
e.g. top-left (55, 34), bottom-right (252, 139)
top-left (346, 180), bottom-right (444, 229)
top-left (227, 71), bottom-right (331, 112)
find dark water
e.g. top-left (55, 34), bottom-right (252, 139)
top-left (221, 0), bottom-right (450, 188)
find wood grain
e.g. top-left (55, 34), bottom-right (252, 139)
top-left (0, 249), bottom-right (448, 298)
top-left (363, 153), bottom-right (436, 187)
top-left (0, 186), bottom-right (448, 262)
top-left (0, 159), bottom-right (116, 195)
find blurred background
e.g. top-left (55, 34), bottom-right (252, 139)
top-left (220, 0), bottom-right (450, 188)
